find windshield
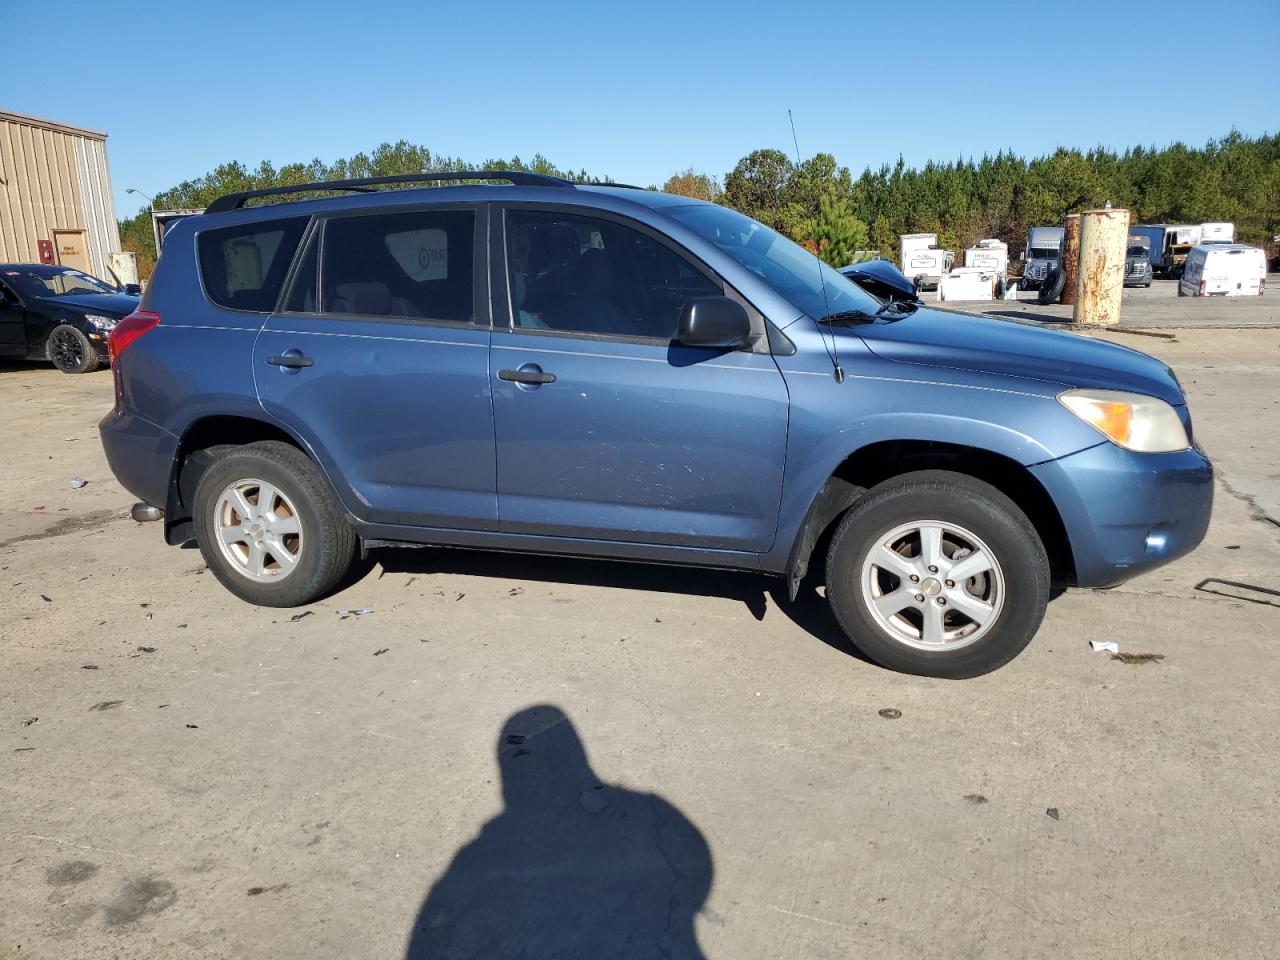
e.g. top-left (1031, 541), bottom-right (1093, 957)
top-left (1028, 247), bottom-right (1059, 260)
top-left (5, 267), bottom-right (117, 299)
top-left (1127, 247), bottom-right (1149, 259)
top-left (665, 204), bottom-right (880, 319)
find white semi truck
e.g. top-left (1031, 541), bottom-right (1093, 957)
top-left (1020, 226), bottom-right (1065, 290)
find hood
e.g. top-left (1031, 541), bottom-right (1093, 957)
top-left (840, 259), bottom-right (920, 302)
top-left (853, 306), bottom-right (1185, 405)
top-left (33, 292), bottom-right (139, 317)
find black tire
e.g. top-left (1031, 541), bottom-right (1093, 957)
top-left (1037, 268), bottom-right (1066, 305)
top-left (47, 325), bottom-right (100, 374)
top-left (824, 471), bottom-right (1050, 679)
top-left (193, 441), bottom-right (357, 607)
top-left (1177, 282), bottom-right (1186, 297)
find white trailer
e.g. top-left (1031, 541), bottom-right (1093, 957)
top-left (1199, 222), bottom-right (1235, 244)
top-left (899, 233), bottom-right (954, 290)
top-left (964, 239), bottom-right (1009, 275)
top-left (937, 266), bottom-right (998, 301)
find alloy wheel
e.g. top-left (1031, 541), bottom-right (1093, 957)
top-left (50, 327), bottom-right (85, 370)
top-left (860, 520), bottom-right (1005, 652)
top-left (212, 478), bottom-right (304, 582)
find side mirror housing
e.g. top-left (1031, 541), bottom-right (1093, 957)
top-left (123, 283), bottom-right (142, 297)
top-left (676, 296), bottom-right (751, 348)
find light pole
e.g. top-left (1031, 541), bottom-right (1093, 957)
top-left (126, 187), bottom-right (155, 213)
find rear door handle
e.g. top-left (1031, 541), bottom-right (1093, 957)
top-left (498, 368), bottom-right (555, 385)
top-left (266, 353), bottom-right (313, 369)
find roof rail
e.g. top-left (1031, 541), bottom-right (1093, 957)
top-left (591, 181), bottom-right (647, 190)
top-left (205, 170), bottom-right (575, 214)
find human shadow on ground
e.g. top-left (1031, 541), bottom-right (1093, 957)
top-left (371, 545), bottom-right (870, 663)
top-left (405, 704), bottom-right (713, 959)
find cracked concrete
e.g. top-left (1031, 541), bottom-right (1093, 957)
top-left (2, 325), bottom-right (1279, 959)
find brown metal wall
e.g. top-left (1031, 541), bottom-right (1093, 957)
top-left (0, 110), bottom-right (121, 276)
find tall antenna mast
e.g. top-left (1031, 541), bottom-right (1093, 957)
top-left (788, 109), bottom-right (844, 384)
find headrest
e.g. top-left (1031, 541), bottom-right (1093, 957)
top-left (575, 248), bottom-right (613, 295)
top-left (332, 281), bottom-right (392, 316)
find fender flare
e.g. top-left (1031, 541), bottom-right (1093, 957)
top-left (783, 476), bottom-right (866, 601)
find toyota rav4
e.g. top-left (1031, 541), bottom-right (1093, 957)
top-left (100, 172), bottom-right (1213, 678)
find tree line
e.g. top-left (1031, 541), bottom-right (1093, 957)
top-left (676, 130), bottom-right (1280, 267)
top-left (120, 131), bottom-right (1279, 276)
top-left (117, 142), bottom-right (607, 276)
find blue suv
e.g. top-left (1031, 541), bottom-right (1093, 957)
top-left (100, 172), bottom-right (1212, 678)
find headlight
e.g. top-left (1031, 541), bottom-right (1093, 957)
top-left (83, 314), bottom-right (119, 330)
top-left (1058, 389), bottom-right (1189, 453)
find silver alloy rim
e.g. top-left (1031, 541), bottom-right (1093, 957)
top-left (212, 478), bottom-right (304, 583)
top-left (860, 520), bottom-right (1005, 652)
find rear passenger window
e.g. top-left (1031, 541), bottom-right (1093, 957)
top-left (320, 210), bottom-right (475, 323)
top-left (197, 217), bottom-right (308, 312)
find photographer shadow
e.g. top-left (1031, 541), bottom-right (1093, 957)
top-left (406, 705), bottom-right (712, 959)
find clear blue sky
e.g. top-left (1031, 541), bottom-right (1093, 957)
top-left (6, 0), bottom-right (1278, 220)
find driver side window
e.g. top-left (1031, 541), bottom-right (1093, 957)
top-left (504, 210), bottom-right (722, 341)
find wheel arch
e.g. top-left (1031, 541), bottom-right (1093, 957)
top-left (784, 439), bottom-right (1076, 593)
top-left (163, 414), bottom-right (342, 546)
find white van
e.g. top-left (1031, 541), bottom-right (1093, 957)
top-left (1179, 244), bottom-right (1266, 297)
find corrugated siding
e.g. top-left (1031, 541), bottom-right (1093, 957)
top-left (0, 114), bottom-right (121, 277)
top-left (75, 137), bottom-right (121, 276)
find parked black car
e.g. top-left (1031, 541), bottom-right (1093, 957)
top-left (838, 258), bottom-right (921, 304)
top-left (0, 264), bottom-right (141, 373)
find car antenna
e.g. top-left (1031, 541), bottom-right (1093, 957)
top-left (789, 109), bottom-right (844, 384)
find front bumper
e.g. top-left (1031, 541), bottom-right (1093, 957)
top-left (84, 330), bottom-right (113, 358)
top-left (1030, 441), bottom-right (1213, 587)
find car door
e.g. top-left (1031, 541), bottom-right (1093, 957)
top-left (253, 203), bottom-right (497, 530)
top-left (490, 204), bottom-right (789, 553)
top-left (0, 278), bottom-right (27, 356)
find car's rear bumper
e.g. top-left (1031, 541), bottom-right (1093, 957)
top-left (1030, 442), bottom-right (1214, 587)
top-left (99, 409), bottom-right (178, 509)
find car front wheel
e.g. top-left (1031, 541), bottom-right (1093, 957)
top-left (47, 325), bottom-right (100, 374)
top-left (194, 441), bottom-right (357, 606)
top-left (825, 471), bottom-right (1050, 678)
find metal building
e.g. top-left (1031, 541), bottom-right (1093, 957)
top-left (0, 108), bottom-right (122, 279)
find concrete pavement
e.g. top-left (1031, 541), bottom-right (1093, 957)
top-left (2, 325), bottom-right (1278, 959)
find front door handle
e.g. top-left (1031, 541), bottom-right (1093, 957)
top-left (266, 353), bottom-right (313, 369)
top-left (498, 367), bottom-right (555, 385)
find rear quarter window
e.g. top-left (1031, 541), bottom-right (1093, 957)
top-left (197, 217), bottom-right (309, 312)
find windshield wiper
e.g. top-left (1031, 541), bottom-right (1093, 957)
top-left (817, 309), bottom-right (876, 325)
top-left (818, 300), bottom-right (919, 325)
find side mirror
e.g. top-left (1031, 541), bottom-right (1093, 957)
top-left (123, 283), bottom-right (142, 297)
top-left (676, 296), bottom-right (751, 348)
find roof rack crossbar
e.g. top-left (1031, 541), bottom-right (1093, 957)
top-left (205, 170), bottom-right (575, 214)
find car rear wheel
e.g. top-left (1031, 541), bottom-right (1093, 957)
top-left (825, 471), bottom-right (1050, 678)
top-left (194, 441), bottom-right (357, 606)
top-left (47, 325), bottom-right (100, 374)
